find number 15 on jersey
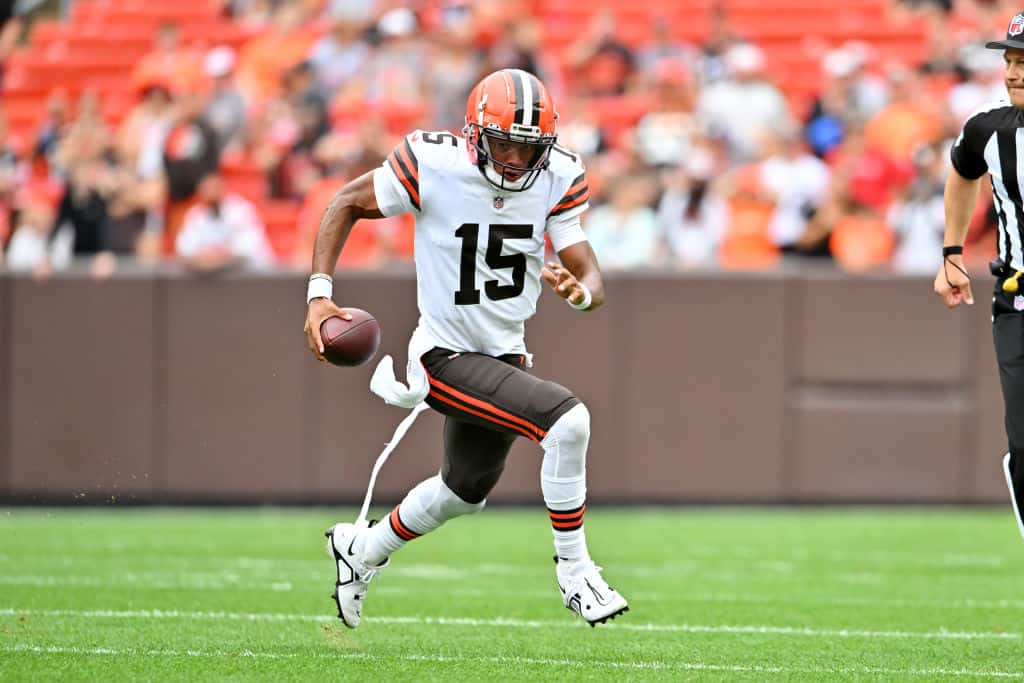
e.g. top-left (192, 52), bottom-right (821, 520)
top-left (454, 223), bottom-right (533, 306)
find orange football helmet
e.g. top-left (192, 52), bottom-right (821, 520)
top-left (463, 69), bottom-right (558, 192)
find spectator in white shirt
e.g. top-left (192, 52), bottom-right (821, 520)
top-left (757, 126), bottom-right (830, 250)
top-left (4, 188), bottom-right (71, 275)
top-left (175, 170), bottom-right (274, 272)
top-left (697, 42), bottom-right (791, 162)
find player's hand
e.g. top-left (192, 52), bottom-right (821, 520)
top-left (933, 255), bottom-right (974, 308)
top-left (541, 262), bottom-right (587, 306)
top-left (304, 297), bottom-right (351, 362)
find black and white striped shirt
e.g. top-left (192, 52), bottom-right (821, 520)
top-left (951, 98), bottom-right (1024, 270)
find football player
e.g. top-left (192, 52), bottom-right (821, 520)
top-left (304, 69), bottom-right (628, 628)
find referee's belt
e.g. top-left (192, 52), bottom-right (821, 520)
top-left (990, 258), bottom-right (1024, 293)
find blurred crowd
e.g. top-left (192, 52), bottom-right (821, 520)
top-left (0, 0), bottom-right (1017, 276)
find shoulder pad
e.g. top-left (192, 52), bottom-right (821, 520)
top-left (547, 143), bottom-right (586, 179)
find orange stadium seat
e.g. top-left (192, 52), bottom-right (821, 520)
top-left (260, 199), bottom-right (300, 260)
top-left (223, 160), bottom-right (268, 203)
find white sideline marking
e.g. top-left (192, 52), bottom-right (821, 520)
top-left (0, 608), bottom-right (1018, 641)
top-left (4, 644), bottom-right (1024, 679)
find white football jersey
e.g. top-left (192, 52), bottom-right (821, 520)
top-left (373, 130), bottom-right (590, 356)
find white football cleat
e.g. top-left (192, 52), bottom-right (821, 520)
top-left (325, 522), bottom-right (388, 628)
top-left (555, 557), bottom-right (629, 626)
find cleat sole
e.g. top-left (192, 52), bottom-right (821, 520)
top-left (586, 605), bottom-right (629, 627)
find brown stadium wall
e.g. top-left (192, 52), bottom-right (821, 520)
top-left (0, 274), bottom-right (8, 497)
top-left (0, 270), bottom-right (1010, 504)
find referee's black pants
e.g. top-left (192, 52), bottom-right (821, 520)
top-left (993, 285), bottom-right (1024, 526)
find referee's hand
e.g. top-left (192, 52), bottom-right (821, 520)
top-left (933, 255), bottom-right (974, 308)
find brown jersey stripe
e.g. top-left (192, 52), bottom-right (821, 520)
top-left (549, 174), bottom-right (590, 216)
top-left (401, 138), bottom-right (419, 177)
top-left (549, 189), bottom-right (590, 217)
top-left (554, 185), bottom-right (590, 208)
top-left (562, 174), bottom-right (587, 197)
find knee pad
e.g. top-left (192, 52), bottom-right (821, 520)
top-left (541, 403), bottom-right (590, 480)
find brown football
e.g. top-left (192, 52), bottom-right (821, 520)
top-left (320, 309), bottom-right (381, 367)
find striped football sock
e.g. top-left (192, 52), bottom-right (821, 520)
top-left (547, 502), bottom-right (590, 563)
top-left (359, 475), bottom-right (484, 565)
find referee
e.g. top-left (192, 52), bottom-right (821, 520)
top-left (935, 11), bottom-right (1024, 538)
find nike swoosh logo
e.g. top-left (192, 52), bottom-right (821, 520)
top-left (586, 579), bottom-right (612, 606)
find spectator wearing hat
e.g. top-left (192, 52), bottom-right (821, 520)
top-left (358, 8), bottom-right (427, 105)
top-left (804, 44), bottom-right (887, 158)
top-left (308, 3), bottom-right (372, 100)
top-left (204, 46), bottom-right (247, 153)
top-left (697, 42), bottom-right (791, 162)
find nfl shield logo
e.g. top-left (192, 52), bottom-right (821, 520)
top-left (493, 197), bottom-right (504, 209)
top-left (1010, 14), bottom-right (1024, 36)
top-left (1015, 295), bottom-right (1024, 311)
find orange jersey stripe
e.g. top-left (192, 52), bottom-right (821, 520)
top-left (395, 141), bottom-right (420, 184)
top-left (563, 179), bottom-right (587, 198)
top-left (429, 390), bottom-right (540, 442)
top-left (552, 188), bottom-right (590, 213)
top-left (426, 376), bottom-right (547, 439)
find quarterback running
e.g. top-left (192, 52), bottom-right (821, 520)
top-left (303, 69), bottom-right (628, 627)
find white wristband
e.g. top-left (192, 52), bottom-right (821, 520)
top-left (307, 273), bottom-right (333, 304)
top-left (567, 282), bottom-right (592, 310)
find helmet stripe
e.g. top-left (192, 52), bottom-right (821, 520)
top-left (528, 73), bottom-right (542, 128)
top-left (518, 70), bottom-right (533, 127)
top-left (511, 69), bottom-right (525, 126)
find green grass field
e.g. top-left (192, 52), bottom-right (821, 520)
top-left (1, 507), bottom-right (1023, 681)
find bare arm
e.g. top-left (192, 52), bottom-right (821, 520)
top-left (542, 240), bottom-right (605, 311)
top-left (933, 168), bottom-right (982, 308)
top-left (311, 170), bottom-right (385, 274)
top-left (304, 171), bottom-right (387, 360)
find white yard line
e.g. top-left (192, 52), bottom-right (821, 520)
top-left (3, 573), bottom-right (1023, 611)
top-left (0, 608), bottom-right (1018, 641)
top-left (3, 643), bottom-right (1022, 679)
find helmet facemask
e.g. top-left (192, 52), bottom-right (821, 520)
top-left (465, 123), bottom-right (556, 192)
